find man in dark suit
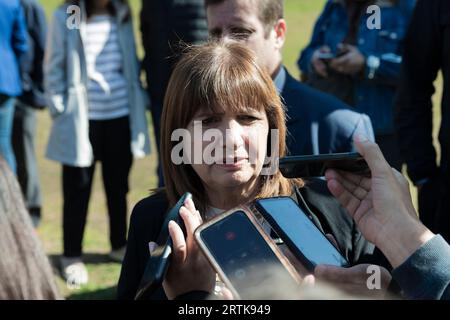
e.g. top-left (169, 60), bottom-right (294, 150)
top-left (395, 0), bottom-right (450, 241)
top-left (140, 0), bottom-right (208, 186)
top-left (205, 0), bottom-right (374, 156)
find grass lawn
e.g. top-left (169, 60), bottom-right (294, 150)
top-left (36, 0), bottom-right (442, 299)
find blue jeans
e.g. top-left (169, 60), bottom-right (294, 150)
top-left (0, 94), bottom-right (16, 173)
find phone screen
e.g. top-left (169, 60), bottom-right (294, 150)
top-left (256, 198), bottom-right (349, 269)
top-left (199, 210), bottom-right (296, 299)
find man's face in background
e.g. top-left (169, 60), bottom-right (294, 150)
top-left (206, 0), bottom-right (286, 77)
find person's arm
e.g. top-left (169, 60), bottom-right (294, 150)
top-left (324, 137), bottom-right (450, 299)
top-left (139, 0), bottom-right (172, 106)
top-left (395, 0), bottom-right (441, 184)
top-left (323, 110), bottom-right (375, 153)
top-left (117, 209), bottom-right (142, 300)
top-left (30, 1), bottom-right (47, 82)
top-left (44, 9), bottom-right (67, 117)
top-left (326, 137), bottom-right (435, 268)
top-left (392, 235), bottom-right (450, 300)
top-left (20, 0), bottom-right (47, 108)
top-left (297, 0), bottom-right (334, 75)
top-left (12, 3), bottom-right (28, 58)
top-left (361, 52), bottom-right (403, 86)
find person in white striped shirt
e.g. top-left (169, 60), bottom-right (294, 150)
top-left (45, 0), bottom-right (150, 287)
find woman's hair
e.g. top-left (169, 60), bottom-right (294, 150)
top-left (0, 158), bottom-right (60, 300)
top-left (65, 0), bottom-right (130, 19)
top-left (160, 41), bottom-right (303, 213)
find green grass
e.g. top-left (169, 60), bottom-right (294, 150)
top-left (36, 0), bottom-right (442, 299)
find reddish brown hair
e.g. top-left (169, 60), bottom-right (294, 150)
top-left (160, 41), bottom-right (302, 213)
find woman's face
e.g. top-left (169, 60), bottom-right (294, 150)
top-left (187, 105), bottom-right (269, 193)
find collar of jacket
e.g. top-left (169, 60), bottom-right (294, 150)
top-left (332, 0), bottom-right (397, 8)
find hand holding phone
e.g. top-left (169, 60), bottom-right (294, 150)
top-left (279, 152), bottom-right (370, 178)
top-left (134, 192), bottom-right (192, 300)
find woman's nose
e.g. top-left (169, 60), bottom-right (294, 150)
top-left (223, 120), bottom-right (245, 151)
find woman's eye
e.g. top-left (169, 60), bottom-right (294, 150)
top-left (202, 117), bottom-right (220, 125)
top-left (238, 115), bottom-right (258, 123)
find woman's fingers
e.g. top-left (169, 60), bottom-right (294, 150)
top-left (179, 207), bottom-right (202, 253)
top-left (169, 220), bottom-right (187, 265)
top-left (184, 198), bottom-right (203, 225)
top-left (184, 197), bottom-right (196, 213)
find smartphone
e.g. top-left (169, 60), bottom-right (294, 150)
top-left (255, 197), bottom-right (349, 272)
top-left (195, 207), bottom-right (301, 299)
top-left (134, 192), bottom-right (192, 300)
top-left (316, 52), bottom-right (335, 61)
top-left (279, 152), bottom-right (370, 178)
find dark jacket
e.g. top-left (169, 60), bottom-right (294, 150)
top-left (140, 0), bottom-right (208, 106)
top-left (117, 178), bottom-right (387, 300)
top-left (19, 0), bottom-right (47, 108)
top-left (278, 67), bottom-right (375, 155)
top-left (392, 235), bottom-right (450, 300)
top-left (395, 0), bottom-right (450, 184)
top-left (299, 0), bottom-right (415, 135)
top-left (0, 0), bottom-right (28, 97)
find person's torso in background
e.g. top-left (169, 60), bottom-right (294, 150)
top-left (140, 0), bottom-right (208, 105)
top-left (301, 0), bottom-right (415, 135)
top-left (0, 0), bottom-right (27, 97)
top-left (84, 14), bottom-right (129, 121)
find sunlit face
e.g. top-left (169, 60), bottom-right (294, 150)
top-left (207, 0), bottom-right (282, 76)
top-left (187, 106), bottom-right (269, 192)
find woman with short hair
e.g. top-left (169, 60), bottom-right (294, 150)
top-left (118, 41), bottom-right (384, 300)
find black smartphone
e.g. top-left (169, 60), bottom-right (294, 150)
top-left (134, 192), bottom-right (192, 300)
top-left (195, 207), bottom-right (301, 299)
top-left (255, 197), bottom-right (350, 272)
top-left (279, 152), bottom-right (370, 178)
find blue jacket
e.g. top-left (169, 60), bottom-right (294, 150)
top-left (0, 0), bottom-right (28, 97)
top-left (276, 67), bottom-right (375, 156)
top-left (298, 0), bottom-right (415, 135)
top-left (19, 0), bottom-right (47, 108)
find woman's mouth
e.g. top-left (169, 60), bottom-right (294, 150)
top-left (214, 158), bottom-right (248, 170)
